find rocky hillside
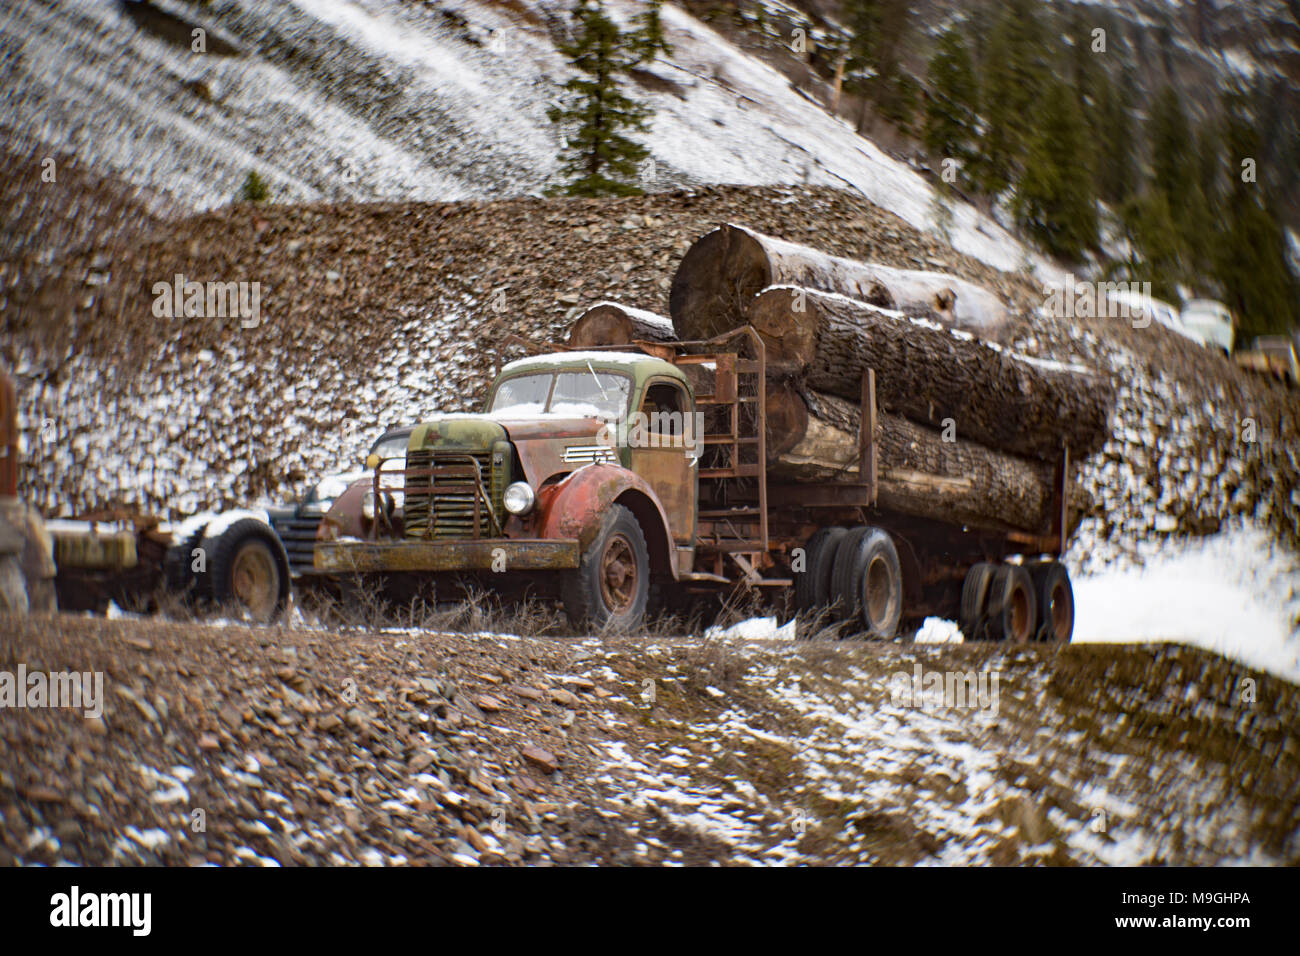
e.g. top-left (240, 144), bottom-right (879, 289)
top-left (3, 613), bottom-right (1296, 865)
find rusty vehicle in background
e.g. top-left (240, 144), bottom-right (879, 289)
top-left (0, 368), bottom-right (56, 614)
top-left (312, 329), bottom-right (1077, 641)
top-left (268, 425), bottom-right (415, 577)
top-left (1, 365), bottom-right (291, 622)
top-left (1235, 335), bottom-right (1300, 386)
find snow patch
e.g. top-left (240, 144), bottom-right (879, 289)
top-left (1070, 524), bottom-right (1300, 684)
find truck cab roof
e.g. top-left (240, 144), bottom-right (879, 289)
top-left (499, 350), bottom-right (686, 384)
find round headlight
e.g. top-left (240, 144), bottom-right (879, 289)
top-left (361, 490), bottom-right (377, 521)
top-left (503, 481), bottom-right (535, 515)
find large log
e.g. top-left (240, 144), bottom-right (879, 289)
top-left (669, 223), bottom-right (1009, 339)
top-left (765, 384), bottom-right (1056, 533)
top-left (749, 286), bottom-right (1112, 460)
top-left (567, 302), bottom-right (677, 348)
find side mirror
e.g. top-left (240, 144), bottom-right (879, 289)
top-left (365, 453), bottom-right (380, 470)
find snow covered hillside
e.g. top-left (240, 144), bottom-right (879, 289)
top-left (0, 0), bottom-right (1047, 275)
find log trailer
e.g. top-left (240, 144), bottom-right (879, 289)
top-left (313, 327), bottom-right (1076, 642)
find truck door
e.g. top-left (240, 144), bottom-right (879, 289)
top-left (628, 379), bottom-right (697, 553)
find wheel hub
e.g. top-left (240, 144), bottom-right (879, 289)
top-left (231, 543), bottom-right (277, 621)
top-left (599, 534), bottom-right (637, 613)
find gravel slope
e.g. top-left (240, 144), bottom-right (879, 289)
top-left (3, 614), bottom-right (1296, 866)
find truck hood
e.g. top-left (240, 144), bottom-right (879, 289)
top-left (413, 412), bottom-right (606, 444)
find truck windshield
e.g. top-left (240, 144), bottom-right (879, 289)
top-left (490, 370), bottom-right (631, 419)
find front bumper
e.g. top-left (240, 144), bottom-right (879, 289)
top-left (314, 537), bottom-right (580, 574)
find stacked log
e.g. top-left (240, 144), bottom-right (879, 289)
top-left (747, 286), bottom-right (1112, 461)
top-left (567, 302), bottom-right (676, 348)
top-left (574, 227), bottom-right (1115, 537)
top-left (668, 223), bottom-right (1009, 339)
top-left (765, 384), bottom-right (1056, 532)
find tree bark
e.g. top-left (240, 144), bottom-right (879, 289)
top-left (567, 302), bottom-right (676, 348)
top-left (748, 286), bottom-right (1112, 460)
top-left (765, 384), bottom-right (1057, 533)
top-left (669, 223), bottom-right (1008, 339)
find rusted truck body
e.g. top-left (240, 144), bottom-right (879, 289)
top-left (314, 328), bottom-right (1076, 642)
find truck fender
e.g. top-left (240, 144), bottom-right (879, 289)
top-left (535, 464), bottom-right (677, 579)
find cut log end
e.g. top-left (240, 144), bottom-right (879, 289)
top-left (567, 303), bottom-right (676, 348)
top-left (669, 225), bottom-right (770, 342)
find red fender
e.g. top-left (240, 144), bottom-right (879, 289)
top-left (534, 464), bottom-right (677, 575)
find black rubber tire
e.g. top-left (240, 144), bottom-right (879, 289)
top-left (959, 562), bottom-right (997, 641)
top-left (854, 528), bottom-right (903, 639)
top-left (163, 523), bottom-right (208, 604)
top-left (562, 504), bottom-right (650, 632)
top-left (1028, 560), bottom-right (1074, 643)
top-left (829, 526), bottom-right (872, 621)
top-left (203, 518), bottom-right (291, 624)
top-left (793, 526), bottom-right (846, 613)
top-left (986, 564), bottom-right (1037, 643)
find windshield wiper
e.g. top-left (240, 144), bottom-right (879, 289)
top-left (586, 361), bottom-right (611, 402)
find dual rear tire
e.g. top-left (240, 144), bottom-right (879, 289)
top-left (795, 525), bottom-right (902, 639)
top-left (165, 517), bottom-right (291, 624)
top-left (961, 559), bottom-right (1073, 643)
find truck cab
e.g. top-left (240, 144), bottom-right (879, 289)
top-left (314, 351), bottom-right (698, 628)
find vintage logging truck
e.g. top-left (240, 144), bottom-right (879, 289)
top-left (311, 327), bottom-right (1076, 642)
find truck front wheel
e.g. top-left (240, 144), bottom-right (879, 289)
top-left (563, 504), bottom-right (649, 632)
top-left (203, 518), bottom-right (291, 624)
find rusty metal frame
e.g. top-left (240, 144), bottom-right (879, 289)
top-left (315, 538), bottom-right (579, 574)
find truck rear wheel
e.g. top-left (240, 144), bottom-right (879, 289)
top-left (986, 564), bottom-right (1037, 643)
top-left (1029, 561), bottom-right (1074, 643)
top-left (959, 562), bottom-right (996, 640)
top-left (855, 528), bottom-right (902, 638)
top-left (203, 518), bottom-right (291, 624)
top-left (563, 504), bottom-right (649, 632)
top-left (829, 526), bottom-right (872, 621)
top-left (794, 526), bottom-right (845, 613)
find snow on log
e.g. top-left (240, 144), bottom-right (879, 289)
top-left (748, 286), bottom-right (1112, 460)
top-left (567, 301), bottom-right (677, 348)
top-left (765, 384), bottom-right (1056, 533)
top-left (669, 223), bottom-right (1008, 339)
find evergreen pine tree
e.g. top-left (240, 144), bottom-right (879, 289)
top-left (238, 170), bottom-right (269, 203)
top-left (1217, 195), bottom-right (1300, 337)
top-left (974, 0), bottom-right (1049, 196)
top-left (1013, 80), bottom-right (1099, 261)
top-left (1215, 91), bottom-right (1300, 335)
top-left (923, 24), bottom-right (979, 187)
top-left (1091, 68), bottom-right (1136, 204)
top-left (843, 0), bottom-right (916, 132)
top-left (547, 0), bottom-right (654, 197)
top-left (1118, 190), bottom-right (1184, 302)
top-left (1148, 86), bottom-right (1192, 204)
top-left (632, 0), bottom-right (671, 61)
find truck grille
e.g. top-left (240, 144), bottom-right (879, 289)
top-left (403, 449), bottom-right (504, 539)
top-left (271, 513), bottom-right (323, 576)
